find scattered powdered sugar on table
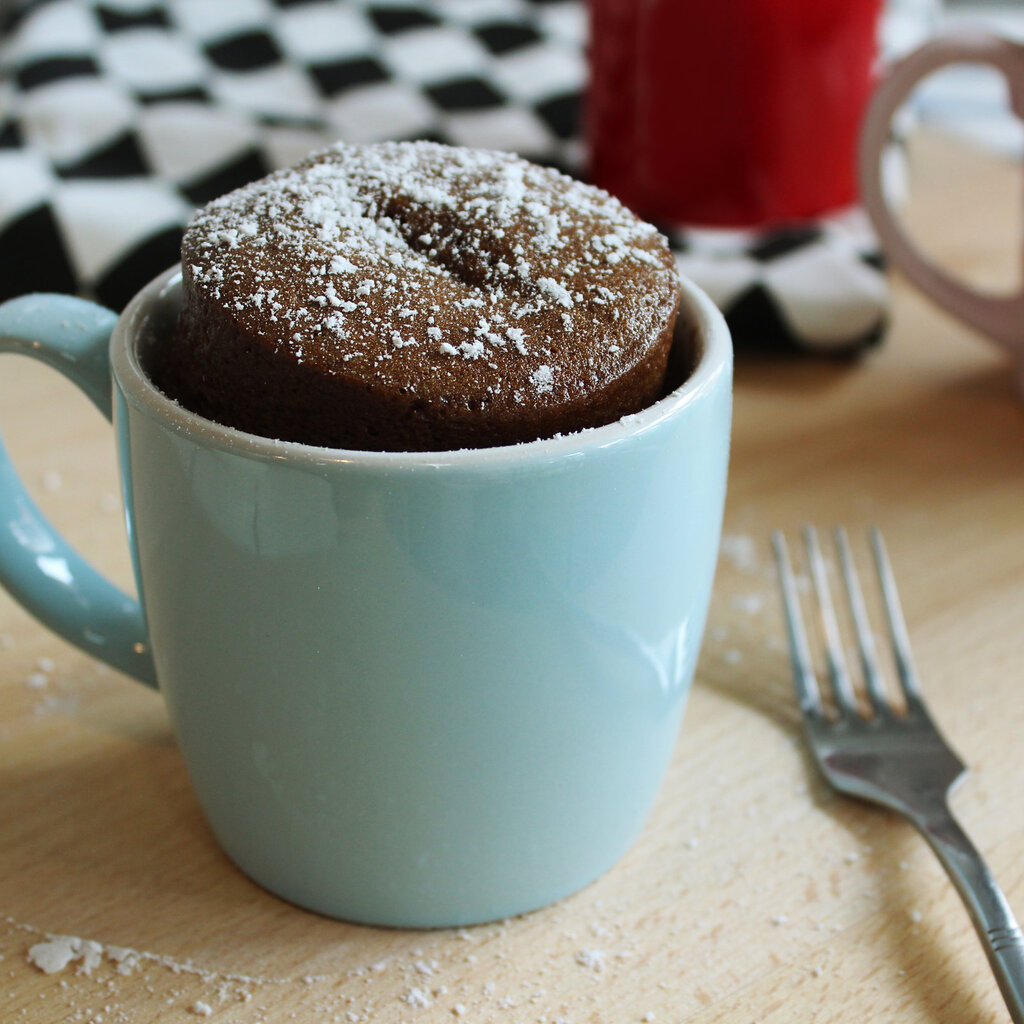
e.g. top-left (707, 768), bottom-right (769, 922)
top-left (401, 986), bottom-right (433, 1008)
top-left (98, 491), bottom-right (121, 513)
top-left (24, 655), bottom-right (56, 691)
top-left (12, 884), bottom-right (849, 1023)
top-left (574, 948), bottom-right (606, 972)
top-left (19, 922), bottom-right (284, 986)
top-left (28, 935), bottom-right (105, 975)
top-left (731, 592), bottom-right (765, 615)
top-left (719, 533), bottom-right (760, 575)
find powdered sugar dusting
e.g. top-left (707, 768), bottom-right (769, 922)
top-left (182, 140), bottom-right (678, 410)
top-left (536, 277), bottom-right (574, 309)
top-left (530, 365), bottom-right (554, 395)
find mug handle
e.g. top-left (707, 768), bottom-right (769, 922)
top-left (859, 32), bottom-right (1024, 354)
top-left (0, 294), bottom-right (156, 687)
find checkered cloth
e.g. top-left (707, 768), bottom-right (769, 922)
top-left (0, 0), bottom-right (888, 353)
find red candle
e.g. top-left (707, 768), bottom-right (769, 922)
top-left (586, 0), bottom-right (883, 228)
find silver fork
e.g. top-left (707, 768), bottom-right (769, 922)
top-left (773, 526), bottom-right (1024, 1023)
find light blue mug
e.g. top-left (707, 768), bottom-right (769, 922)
top-left (0, 267), bottom-right (731, 927)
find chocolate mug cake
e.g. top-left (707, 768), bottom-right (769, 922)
top-left (157, 140), bottom-right (682, 451)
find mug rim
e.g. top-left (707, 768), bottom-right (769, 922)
top-left (111, 265), bottom-right (732, 469)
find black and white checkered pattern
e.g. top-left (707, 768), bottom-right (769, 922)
top-left (670, 211), bottom-right (888, 354)
top-left (0, 0), bottom-right (888, 353)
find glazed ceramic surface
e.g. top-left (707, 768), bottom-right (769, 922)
top-left (0, 268), bottom-right (731, 926)
top-left (860, 31), bottom-right (1024, 396)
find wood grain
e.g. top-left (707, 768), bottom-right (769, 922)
top-left (2, 130), bottom-right (1023, 1023)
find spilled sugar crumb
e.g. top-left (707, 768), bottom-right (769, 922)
top-left (401, 986), bottom-right (433, 1009)
top-left (719, 533), bottom-right (760, 574)
top-left (28, 935), bottom-right (105, 975)
top-left (731, 593), bottom-right (764, 615)
top-left (574, 948), bottom-right (606, 972)
top-left (25, 656), bottom-right (56, 691)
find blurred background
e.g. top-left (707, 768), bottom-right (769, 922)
top-left (1, 0), bottom-right (1021, 350)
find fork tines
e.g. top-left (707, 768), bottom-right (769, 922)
top-left (771, 528), bottom-right (1024, 1023)
top-left (772, 526), bottom-right (921, 720)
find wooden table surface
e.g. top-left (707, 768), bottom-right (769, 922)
top-left (2, 130), bottom-right (1023, 1024)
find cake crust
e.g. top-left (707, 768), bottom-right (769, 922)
top-left (160, 141), bottom-right (681, 451)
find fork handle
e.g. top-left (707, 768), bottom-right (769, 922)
top-left (912, 804), bottom-right (1024, 1023)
